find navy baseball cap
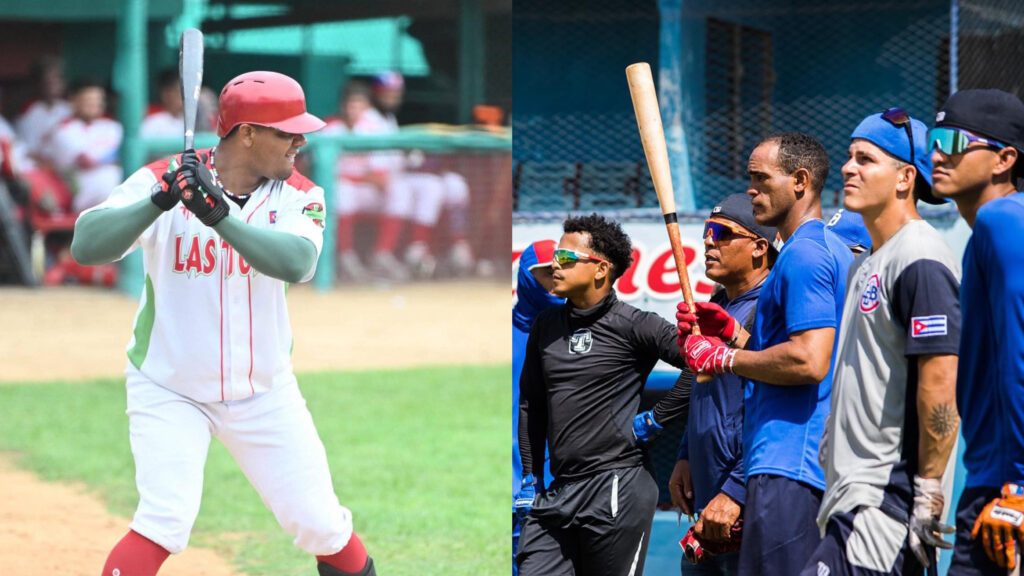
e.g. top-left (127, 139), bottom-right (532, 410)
top-left (826, 209), bottom-right (872, 253)
top-left (709, 193), bottom-right (781, 252)
top-left (850, 111), bottom-right (941, 204)
top-left (935, 89), bottom-right (1024, 154)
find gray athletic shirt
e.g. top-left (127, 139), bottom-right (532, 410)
top-left (818, 219), bottom-right (961, 531)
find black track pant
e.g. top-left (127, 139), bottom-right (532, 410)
top-left (516, 464), bottom-right (659, 576)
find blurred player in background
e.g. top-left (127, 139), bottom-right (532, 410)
top-left (50, 78), bottom-right (122, 212)
top-left (806, 109), bottom-right (960, 576)
top-left (825, 208), bottom-right (871, 255)
top-left (325, 79), bottom-right (411, 282)
top-left (929, 89), bottom-right (1024, 576)
top-left (512, 239), bottom-right (563, 576)
top-left (372, 71), bottom-right (474, 277)
top-left (681, 133), bottom-right (853, 576)
top-left (15, 56), bottom-right (70, 164)
top-left (70, 70), bottom-right (375, 576)
top-left (672, 193), bottom-right (778, 575)
top-left (140, 68), bottom-right (183, 140)
top-left (516, 213), bottom-right (693, 576)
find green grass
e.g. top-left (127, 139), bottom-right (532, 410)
top-left (0, 364), bottom-right (510, 576)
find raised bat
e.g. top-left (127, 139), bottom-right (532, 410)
top-left (626, 62), bottom-right (711, 382)
top-left (179, 28), bottom-right (204, 151)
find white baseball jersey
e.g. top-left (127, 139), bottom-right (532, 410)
top-left (81, 148), bottom-right (326, 403)
top-left (140, 109), bottom-right (184, 139)
top-left (51, 116), bottom-right (124, 211)
top-left (15, 98), bottom-right (71, 156)
top-left (324, 108), bottom-right (402, 180)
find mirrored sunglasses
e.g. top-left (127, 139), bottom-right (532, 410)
top-left (553, 249), bottom-right (606, 265)
top-left (929, 126), bottom-right (1006, 156)
top-left (703, 219), bottom-right (759, 243)
top-left (881, 107), bottom-right (915, 166)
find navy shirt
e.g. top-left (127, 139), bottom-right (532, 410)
top-left (678, 283), bottom-right (762, 510)
top-left (744, 219), bottom-right (854, 490)
top-left (958, 192), bottom-right (1024, 487)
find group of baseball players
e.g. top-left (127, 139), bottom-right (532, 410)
top-left (514, 87), bottom-right (1024, 576)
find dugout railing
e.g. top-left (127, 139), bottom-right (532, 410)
top-left (132, 127), bottom-right (511, 295)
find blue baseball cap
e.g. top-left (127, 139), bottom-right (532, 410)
top-left (826, 209), bottom-right (871, 254)
top-left (850, 111), bottom-right (943, 204)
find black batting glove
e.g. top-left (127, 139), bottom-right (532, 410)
top-left (150, 157), bottom-right (181, 211)
top-left (174, 150), bottom-right (230, 227)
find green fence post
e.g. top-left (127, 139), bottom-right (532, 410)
top-left (114, 0), bottom-right (147, 297)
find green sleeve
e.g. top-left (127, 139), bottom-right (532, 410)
top-left (70, 198), bottom-right (163, 265)
top-left (213, 216), bottom-right (317, 283)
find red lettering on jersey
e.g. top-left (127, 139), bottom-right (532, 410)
top-left (647, 246), bottom-right (697, 295)
top-left (238, 255), bottom-right (251, 276)
top-left (616, 248), bottom-right (643, 296)
top-left (185, 236), bottom-right (203, 275)
top-left (173, 236), bottom-right (186, 272)
top-left (203, 238), bottom-right (217, 275)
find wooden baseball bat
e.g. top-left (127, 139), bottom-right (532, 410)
top-left (626, 62), bottom-right (711, 383)
top-left (179, 28), bottom-right (204, 151)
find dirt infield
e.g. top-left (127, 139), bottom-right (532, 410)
top-left (0, 281), bottom-right (509, 575)
top-left (0, 280), bottom-right (510, 383)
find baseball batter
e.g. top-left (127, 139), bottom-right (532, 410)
top-left (70, 71), bottom-right (375, 576)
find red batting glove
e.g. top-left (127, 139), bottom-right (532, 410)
top-left (676, 302), bottom-right (738, 343)
top-left (683, 335), bottom-right (736, 375)
top-left (972, 483), bottom-right (1024, 569)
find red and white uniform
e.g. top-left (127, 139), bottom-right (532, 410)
top-left (324, 108), bottom-right (411, 218)
top-left (140, 108), bottom-right (184, 139)
top-left (15, 99), bottom-right (71, 157)
top-left (80, 151), bottom-right (352, 556)
top-left (380, 112), bottom-right (469, 228)
top-left (51, 116), bottom-right (123, 212)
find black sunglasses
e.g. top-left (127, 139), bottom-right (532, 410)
top-left (881, 107), bottom-right (914, 166)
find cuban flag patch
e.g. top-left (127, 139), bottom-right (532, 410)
top-left (912, 315), bottom-right (948, 338)
top-left (269, 210), bottom-right (277, 223)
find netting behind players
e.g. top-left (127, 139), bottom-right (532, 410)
top-left (514, 0), bottom-right (1024, 215)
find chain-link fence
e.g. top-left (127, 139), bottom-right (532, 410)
top-left (514, 0), bottom-right (1024, 219)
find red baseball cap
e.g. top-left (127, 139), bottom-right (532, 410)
top-left (527, 239), bottom-right (557, 270)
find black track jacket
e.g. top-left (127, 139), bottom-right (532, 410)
top-left (518, 290), bottom-right (693, 486)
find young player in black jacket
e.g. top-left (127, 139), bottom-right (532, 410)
top-left (516, 213), bottom-right (693, 576)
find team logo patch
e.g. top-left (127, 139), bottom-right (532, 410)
top-left (912, 315), bottom-right (948, 338)
top-left (936, 111), bottom-right (946, 122)
top-left (302, 202), bottom-right (325, 228)
top-left (269, 210), bottom-right (277, 223)
top-left (859, 274), bottom-right (881, 312)
top-left (569, 329), bottom-right (593, 354)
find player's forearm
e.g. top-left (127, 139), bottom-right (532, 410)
top-left (916, 354), bottom-right (960, 478)
top-left (213, 217), bottom-right (317, 283)
top-left (71, 198), bottom-right (163, 265)
top-left (732, 328), bottom-right (835, 386)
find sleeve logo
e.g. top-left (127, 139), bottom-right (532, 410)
top-left (269, 210), bottom-right (277, 224)
top-left (569, 328), bottom-right (593, 354)
top-left (301, 202), bottom-right (325, 228)
top-left (859, 274), bottom-right (881, 312)
top-left (911, 315), bottom-right (948, 338)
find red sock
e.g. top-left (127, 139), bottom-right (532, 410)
top-left (316, 532), bottom-right (368, 573)
top-left (336, 215), bottom-right (357, 252)
top-left (102, 530), bottom-right (170, 576)
top-left (410, 223), bottom-right (432, 246)
top-left (374, 216), bottom-right (403, 254)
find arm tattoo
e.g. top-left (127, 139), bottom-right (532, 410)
top-left (927, 403), bottom-right (959, 437)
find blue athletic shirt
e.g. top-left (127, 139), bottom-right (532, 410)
top-left (744, 219), bottom-right (854, 490)
top-left (677, 283), bottom-right (762, 511)
top-left (958, 192), bottom-right (1024, 488)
